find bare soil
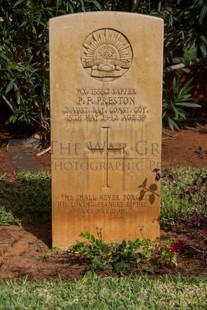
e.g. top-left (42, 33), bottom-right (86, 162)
top-left (0, 124), bottom-right (207, 280)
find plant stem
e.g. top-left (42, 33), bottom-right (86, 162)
top-left (142, 186), bottom-right (160, 197)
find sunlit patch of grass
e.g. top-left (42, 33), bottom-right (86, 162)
top-left (0, 173), bottom-right (7, 181)
top-left (0, 171), bottom-right (51, 225)
top-left (0, 206), bottom-right (20, 225)
top-left (0, 276), bottom-right (206, 309)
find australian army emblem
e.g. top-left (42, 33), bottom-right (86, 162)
top-left (81, 28), bottom-right (133, 81)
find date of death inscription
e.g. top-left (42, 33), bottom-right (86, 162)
top-left (63, 88), bottom-right (149, 122)
top-left (57, 194), bottom-right (148, 215)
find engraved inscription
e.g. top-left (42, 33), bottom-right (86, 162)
top-left (57, 194), bottom-right (147, 216)
top-left (63, 87), bottom-right (149, 122)
top-left (81, 29), bottom-right (133, 81)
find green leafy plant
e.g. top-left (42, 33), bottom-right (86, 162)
top-left (185, 0), bottom-right (207, 58)
top-left (162, 77), bottom-right (201, 130)
top-left (0, 0), bottom-right (102, 146)
top-left (69, 232), bottom-right (186, 277)
top-left (69, 232), bottom-right (154, 276)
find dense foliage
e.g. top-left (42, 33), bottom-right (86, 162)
top-left (0, 0), bottom-right (102, 144)
top-left (0, 1), bottom-right (206, 144)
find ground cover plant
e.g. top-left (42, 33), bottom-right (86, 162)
top-left (160, 167), bottom-right (207, 223)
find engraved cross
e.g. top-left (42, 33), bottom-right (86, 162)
top-left (88, 127), bottom-right (124, 188)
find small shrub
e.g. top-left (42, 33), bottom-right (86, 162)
top-left (69, 232), bottom-right (186, 277)
top-left (69, 232), bottom-right (154, 275)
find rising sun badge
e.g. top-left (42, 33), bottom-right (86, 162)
top-left (81, 28), bottom-right (133, 82)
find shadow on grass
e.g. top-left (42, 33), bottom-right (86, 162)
top-left (0, 171), bottom-right (52, 247)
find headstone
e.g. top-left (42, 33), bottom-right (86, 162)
top-left (50, 12), bottom-right (163, 248)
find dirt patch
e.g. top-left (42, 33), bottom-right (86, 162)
top-left (0, 222), bottom-right (206, 280)
top-left (0, 223), bottom-right (89, 281)
top-left (0, 127), bottom-right (207, 280)
top-left (162, 128), bottom-right (207, 168)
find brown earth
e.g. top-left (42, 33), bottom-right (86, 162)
top-left (0, 125), bottom-right (207, 280)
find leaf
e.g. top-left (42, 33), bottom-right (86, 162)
top-left (95, 239), bottom-right (100, 247)
top-left (82, 270), bottom-right (95, 282)
top-left (99, 242), bottom-right (106, 253)
top-left (80, 231), bottom-right (90, 240)
top-left (167, 116), bottom-right (180, 131)
top-left (172, 77), bottom-right (177, 93)
top-left (66, 3), bottom-right (74, 13)
top-left (20, 21), bottom-right (27, 27)
top-left (92, 255), bottom-right (103, 268)
top-left (13, 0), bottom-right (26, 7)
top-left (114, 261), bottom-right (128, 273)
top-left (139, 189), bottom-right (146, 201)
top-left (200, 35), bottom-right (207, 45)
top-left (185, 41), bottom-right (194, 52)
top-left (175, 102), bottom-right (201, 108)
top-left (199, 41), bottom-right (207, 56)
top-left (79, 0), bottom-right (85, 12)
top-left (199, 4), bottom-right (207, 24)
top-left (0, 53), bottom-right (10, 62)
top-left (16, 92), bottom-right (21, 105)
top-left (90, 234), bottom-right (95, 243)
top-left (121, 240), bottom-right (127, 248)
top-left (87, 0), bottom-right (102, 10)
top-left (5, 79), bottom-right (15, 94)
top-left (167, 174), bottom-right (174, 183)
top-left (149, 194), bottom-right (155, 205)
top-left (172, 104), bottom-right (181, 120)
top-left (149, 184), bottom-right (158, 192)
top-left (143, 178), bottom-right (147, 187)
top-left (178, 78), bottom-right (193, 96)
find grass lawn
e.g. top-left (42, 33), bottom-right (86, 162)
top-left (0, 276), bottom-right (207, 309)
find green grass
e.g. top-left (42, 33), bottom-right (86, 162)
top-left (0, 276), bottom-right (206, 309)
top-left (0, 205), bottom-right (20, 225)
top-left (0, 171), bottom-right (51, 224)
